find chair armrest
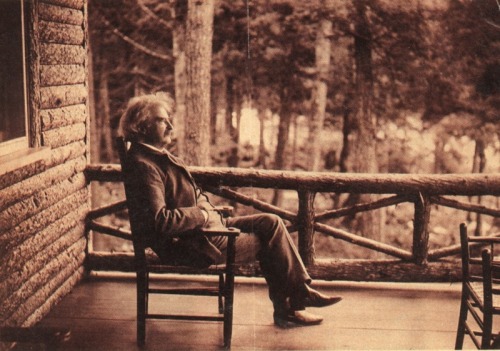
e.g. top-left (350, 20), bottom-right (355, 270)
top-left (200, 227), bottom-right (240, 237)
top-left (213, 206), bottom-right (234, 217)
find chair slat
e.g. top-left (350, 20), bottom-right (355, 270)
top-left (456, 222), bottom-right (500, 350)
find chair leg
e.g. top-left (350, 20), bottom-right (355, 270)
top-left (137, 271), bottom-right (147, 347)
top-left (223, 271), bottom-right (235, 349)
top-left (223, 236), bottom-right (236, 349)
top-left (482, 312), bottom-right (493, 349)
top-left (219, 273), bottom-right (225, 314)
top-left (455, 289), bottom-right (468, 350)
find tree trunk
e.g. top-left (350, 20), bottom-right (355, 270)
top-left (88, 34), bottom-right (100, 220)
top-left (272, 94), bottom-right (292, 205)
top-left (173, 0), bottom-right (187, 157)
top-left (472, 138), bottom-right (486, 236)
top-left (184, 0), bottom-right (214, 166)
top-left (351, 1), bottom-right (376, 174)
top-left (348, 1), bottom-right (380, 245)
top-left (216, 72), bottom-right (228, 138)
top-left (97, 70), bottom-right (113, 163)
top-left (89, 41), bottom-right (99, 165)
top-left (258, 109), bottom-right (267, 169)
top-left (274, 93), bottom-right (292, 171)
top-left (291, 113), bottom-right (298, 169)
top-left (339, 94), bottom-right (353, 173)
top-left (308, 19), bottom-right (332, 171)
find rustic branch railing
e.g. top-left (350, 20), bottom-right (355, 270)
top-left (85, 164), bottom-right (500, 282)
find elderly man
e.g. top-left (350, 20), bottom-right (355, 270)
top-left (119, 93), bottom-right (341, 327)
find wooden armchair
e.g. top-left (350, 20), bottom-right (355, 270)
top-left (456, 222), bottom-right (500, 349)
top-left (116, 137), bottom-right (240, 349)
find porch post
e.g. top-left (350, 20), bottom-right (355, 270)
top-left (297, 189), bottom-right (316, 266)
top-left (413, 193), bottom-right (431, 265)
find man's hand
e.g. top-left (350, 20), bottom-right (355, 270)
top-left (203, 209), bottom-right (225, 229)
top-left (197, 200), bottom-right (214, 211)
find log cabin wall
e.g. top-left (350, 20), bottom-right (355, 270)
top-left (0, 0), bottom-right (89, 327)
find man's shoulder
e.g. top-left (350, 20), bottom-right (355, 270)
top-left (127, 144), bottom-right (164, 170)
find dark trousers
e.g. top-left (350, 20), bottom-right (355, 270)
top-left (210, 213), bottom-right (311, 311)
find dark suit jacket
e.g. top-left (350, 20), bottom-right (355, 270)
top-left (123, 142), bottom-right (222, 267)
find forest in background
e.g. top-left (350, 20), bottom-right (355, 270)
top-left (87, 0), bottom-right (500, 257)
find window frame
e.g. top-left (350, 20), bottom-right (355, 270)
top-left (0, 0), bottom-right (30, 158)
top-left (0, 0), bottom-right (49, 176)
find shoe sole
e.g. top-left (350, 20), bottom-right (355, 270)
top-left (305, 297), bottom-right (342, 308)
top-left (274, 315), bottom-right (324, 327)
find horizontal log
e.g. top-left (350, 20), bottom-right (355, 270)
top-left (85, 164), bottom-right (123, 182)
top-left (1, 239), bottom-right (85, 325)
top-left (315, 194), bottom-right (410, 221)
top-left (40, 84), bottom-right (87, 109)
top-left (428, 244), bottom-right (461, 261)
top-left (42, 123), bottom-right (86, 147)
top-left (87, 200), bottom-right (127, 220)
top-left (85, 164), bottom-right (500, 196)
top-left (3, 238), bottom-right (86, 324)
top-left (0, 157), bottom-right (48, 192)
top-left (40, 104), bottom-right (87, 131)
top-left (47, 141), bottom-right (86, 166)
top-left (87, 220), bottom-right (132, 241)
top-left (205, 186), bottom-right (296, 222)
top-left (40, 64), bottom-right (85, 86)
top-left (0, 189), bottom-right (88, 258)
top-left (40, 44), bottom-right (86, 65)
top-left (314, 222), bottom-right (413, 260)
top-left (39, 2), bottom-right (84, 25)
top-left (41, 0), bottom-right (84, 10)
top-left (0, 156), bottom-right (86, 211)
top-left (0, 142), bottom-right (85, 193)
top-left (85, 252), bottom-right (460, 282)
top-left (39, 20), bottom-right (84, 45)
top-left (308, 258), bottom-right (462, 282)
top-left (86, 251), bottom-right (261, 277)
top-left (428, 234), bottom-right (500, 261)
top-left (0, 141), bottom-right (87, 193)
top-left (192, 167), bottom-right (500, 196)
top-left (0, 209), bottom-right (87, 291)
top-left (0, 173), bottom-right (87, 233)
top-left (432, 195), bottom-right (500, 217)
top-left (23, 266), bottom-right (84, 327)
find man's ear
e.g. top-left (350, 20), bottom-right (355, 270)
top-left (137, 121), bottom-right (149, 134)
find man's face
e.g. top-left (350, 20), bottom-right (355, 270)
top-left (143, 105), bottom-right (174, 149)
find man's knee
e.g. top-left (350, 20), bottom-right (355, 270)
top-left (257, 213), bottom-right (283, 231)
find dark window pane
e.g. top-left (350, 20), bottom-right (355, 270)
top-left (0, 0), bottom-right (27, 143)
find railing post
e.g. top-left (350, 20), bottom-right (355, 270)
top-left (413, 193), bottom-right (431, 265)
top-left (297, 189), bottom-right (316, 266)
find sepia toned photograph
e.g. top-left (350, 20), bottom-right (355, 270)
top-left (1, 0), bottom-right (499, 349)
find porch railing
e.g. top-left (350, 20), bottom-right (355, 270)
top-left (85, 164), bottom-right (500, 282)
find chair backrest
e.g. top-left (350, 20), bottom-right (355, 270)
top-left (459, 222), bottom-right (500, 307)
top-left (115, 137), bottom-right (147, 266)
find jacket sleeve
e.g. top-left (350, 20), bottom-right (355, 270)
top-left (128, 160), bottom-right (206, 239)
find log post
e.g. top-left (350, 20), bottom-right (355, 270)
top-left (413, 193), bottom-right (431, 265)
top-left (297, 189), bottom-right (316, 266)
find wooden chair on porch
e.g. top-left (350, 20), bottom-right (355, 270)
top-left (116, 137), bottom-right (240, 349)
top-left (456, 222), bottom-right (500, 349)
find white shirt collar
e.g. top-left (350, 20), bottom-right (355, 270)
top-left (138, 142), bottom-right (168, 154)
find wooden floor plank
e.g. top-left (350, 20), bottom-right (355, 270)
top-left (27, 272), bottom-right (466, 350)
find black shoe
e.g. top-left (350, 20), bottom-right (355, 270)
top-left (304, 287), bottom-right (342, 308)
top-left (274, 310), bottom-right (324, 328)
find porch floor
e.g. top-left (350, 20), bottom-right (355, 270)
top-left (32, 272), bottom-right (470, 350)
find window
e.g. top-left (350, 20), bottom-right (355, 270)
top-left (0, 0), bottom-right (28, 157)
